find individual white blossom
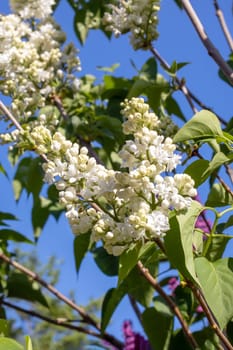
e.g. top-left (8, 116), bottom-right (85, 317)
top-left (103, 0), bottom-right (160, 50)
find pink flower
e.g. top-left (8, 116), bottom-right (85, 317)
top-left (168, 277), bottom-right (179, 293)
top-left (123, 321), bottom-right (152, 350)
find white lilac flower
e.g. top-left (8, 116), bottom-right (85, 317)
top-left (103, 0), bottom-right (161, 50)
top-left (3, 97), bottom-right (196, 256)
top-left (0, 5), bottom-right (81, 118)
top-left (10, 0), bottom-right (55, 20)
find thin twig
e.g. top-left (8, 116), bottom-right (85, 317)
top-left (189, 284), bottom-right (233, 350)
top-left (0, 100), bottom-right (48, 163)
top-left (0, 252), bottom-right (97, 327)
top-left (213, 0), bottom-right (233, 52)
top-left (128, 295), bottom-right (142, 323)
top-left (149, 46), bottom-right (227, 126)
top-left (149, 46), bottom-right (198, 114)
top-left (0, 299), bottom-right (123, 349)
top-left (181, 0), bottom-right (233, 85)
top-left (0, 100), bottom-right (23, 131)
top-left (0, 252), bottom-right (123, 348)
top-left (1, 299), bottom-right (99, 336)
top-left (137, 261), bottom-right (199, 349)
top-left (225, 164), bottom-right (233, 184)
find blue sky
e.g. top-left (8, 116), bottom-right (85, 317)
top-left (0, 0), bottom-right (233, 341)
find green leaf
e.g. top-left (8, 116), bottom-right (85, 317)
top-left (25, 336), bottom-right (33, 350)
top-left (139, 57), bottom-right (157, 80)
top-left (206, 183), bottom-right (233, 207)
top-left (31, 197), bottom-right (51, 239)
top-left (0, 338), bottom-right (23, 350)
top-left (195, 257), bottom-right (233, 329)
top-left (165, 61), bottom-right (189, 77)
top-left (169, 330), bottom-right (192, 350)
top-left (218, 58), bottom-right (233, 87)
top-left (142, 305), bottom-right (173, 350)
top-left (202, 152), bottom-right (230, 178)
top-left (222, 215), bottom-right (233, 230)
top-left (124, 263), bottom-right (157, 307)
top-left (74, 233), bottom-right (91, 274)
top-left (185, 159), bottom-right (209, 187)
top-left (118, 242), bottom-right (158, 285)
top-left (0, 319), bottom-right (9, 337)
top-left (13, 157), bottom-right (43, 201)
top-left (101, 246), bottom-right (158, 332)
top-left (0, 230), bottom-right (32, 244)
top-left (173, 110), bottom-right (223, 143)
top-left (93, 246), bottom-right (118, 276)
top-left (204, 234), bottom-right (233, 261)
top-left (118, 243), bottom-right (141, 284)
top-left (0, 163), bottom-right (7, 177)
top-left (193, 327), bottom-right (220, 350)
top-left (0, 212), bottom-right (18, 226)
top-left (96, 63), bottom-right (120, 73)
top-left (101, 288), bottom-right (125, 333)
top-left (7, 272), bottom-right (48, 307)
top-left (164, 201), bottom-right (203, 285)
top-left (165, 95), bottom-right (186, 121)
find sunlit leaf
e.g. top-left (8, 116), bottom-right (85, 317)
top-left (25, 336), bottom-right (33, 350)
top-left (206, 183), bottom-right (233, 207)
top-left (195, 257), bottom-right (233, 329)
top-left (204, 234), bottom-right (233, 261)
top-left (0, 319), bottom-right (9, 337)
top-left (185, 159), bottom-right (209, 187)
top-left (173, 110), bottom-right (223, 143)
top-left (202, 152), bottom-right (230, 178)
top-left (164, 201), bottom-right (203, 285)
top-left (0, 338), bottom-right (23, 350)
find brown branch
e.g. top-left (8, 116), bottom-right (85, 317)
top-left (0, 252), bottom-right (97, 328)
top-left (137, 261), bottom-right (199, 349)
top-left (0, 100), bottom-right (23, 131)
top-left (149, 46), bottom-right (198, 114)
top-left (0, 299), bottom-right (123, 349)
top-left (0, 100), bottom-right (48, 163)
top-left (149, 46), bottom-right (227, 126)
top-left (0, 252), bottom-right (123, 348)
top-left (214, 0), bottom-right (233, 52)
top-left (225, 164), bottom-right (233, 184)
top-left (181, 0), bottom-right (233, 85)
top-left (0, 299), bottom-right (99, 336)
top-left (128, 295), bottom-right (142, 323)
top-left (189, 284), bottom-right (233, 350)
